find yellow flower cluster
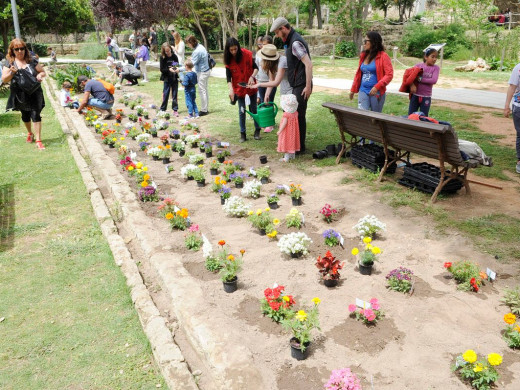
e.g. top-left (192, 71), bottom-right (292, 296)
top-left (504, 313), bottom-right (516, 325)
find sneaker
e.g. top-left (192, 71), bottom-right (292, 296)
top-left (199, 111), bottom-right (209, 117)
top-left (36, 141), bottom-right (45, 150)
top-left (102, 110), bottom-right (113, 120)
top-left (174, 111), bottom-right (179, 117)
top-left (142, 80), bottom-right (149, 83)
top-left (184, 115), bottom-right (194, 119)
top-left (264, 126), bottom-right (274, 133)
top-left (516, 161), bottom-right (520, 174)
top-left (26, 133), bottom-right (34, 143)
top-left (195, 115), bottom-right (200, 118)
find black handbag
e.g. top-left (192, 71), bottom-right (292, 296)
top-left (13, 64), bottom-right (41, 95)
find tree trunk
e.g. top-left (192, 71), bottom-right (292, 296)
top-left (308, 3), bottom-right (314, 29)
top-left (315, 0), bottom-right (322, 29)
top-left (248, 14), bottom-right (253, 51)
top-left (2, 22), bottom-right (9, 52)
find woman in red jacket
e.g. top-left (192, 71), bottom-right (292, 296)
top-left (349, 31), bottom-right (393, 113)
top-left (224, 37), bottom-right (261, 142)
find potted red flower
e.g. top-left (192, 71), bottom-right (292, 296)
top-left (315, 250), bottom-right (344, 287)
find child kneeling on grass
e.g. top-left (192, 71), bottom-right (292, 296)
top-left (277, 94), bottom-right (300, 162)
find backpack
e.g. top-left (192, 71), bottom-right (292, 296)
top-left (96, 78), bottom-right (115, 95)
top-left (207, 52), bottom-right (216, 69)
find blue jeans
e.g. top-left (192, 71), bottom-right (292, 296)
top-left (160, 81), bottom-right (178, 111)
top-left (237, 95), bottom-right (260, 134)
top-left (358, 91), bottom-right (386, 112)
top-left (88, 97), bottom-right (113, 110)
top-left (184, 87), bottom-right (198, 116)
top-left (408, 94), bottom-right (432, 116)
top-left (513, 105), bottom-right (520, 159)
top-left (258, 86), bottom-right (277, 103)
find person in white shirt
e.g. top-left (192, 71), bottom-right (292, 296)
top-left (504, 63), bottom-right (520, 173)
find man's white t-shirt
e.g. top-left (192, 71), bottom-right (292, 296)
top-left (508, 63), bottom-right (520, 107)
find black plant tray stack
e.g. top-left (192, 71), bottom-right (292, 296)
top-left (398, 162), bottom-right (463, 194)
top-left (350, 144), bottom-right (396, 174)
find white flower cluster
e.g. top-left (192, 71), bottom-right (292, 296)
top-left (156, 110), bottom-right (169, 118)
top-left (135, 133), bottom-right (151, 143)
top-left (147, 146), bottom-right (160, 157)
top-left (185, 134), bottom-right (200, 144)
top-left (202, 234), bottom-right (213, 259)
top-left (123, 93), bottom-right (134, 99)
top-left (180, 164), bottom-right (198, 178)
top-left (353, 214), bottom-right (386, 238)
top-left (189, 153), bottom-right (205, 164)
top-left (277, 232), bottom-right (312, 255)
top-left (135, 105), bottom-right (145, 111)
top-left (222, 196), bottom-right (250, 217)
top-left (241, 179), bottom-right (262, 198)
top-left (156, 120), bottom-right (169, 130)
top-left (124, 122), bottom-right (135, 130)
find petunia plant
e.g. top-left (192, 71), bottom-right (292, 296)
top-left (386, 267), bottom-right (414, 293)
top-left (348, 298), bottom-right (384, 325)
top-left (452, 350), bottom-right (502, 390)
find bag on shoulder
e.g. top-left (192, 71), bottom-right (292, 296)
top-left (207, 53), bottom-right (216, 69)
top-left (13, 63), bottom-right (41, 95)
top-left (96, 78), bottom-right (115, 95)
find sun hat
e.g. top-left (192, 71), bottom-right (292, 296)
top-left (280, 94), bottom-right (298, 114)
top-left (270, 17), bottom-right (289, 33)
top-left (257, 44), bottom-right (280, 61)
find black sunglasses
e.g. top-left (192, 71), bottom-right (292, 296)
top-left (13, 47), bottom-right (25, 52)
top-left (363, 40), bottom-right (370, 44)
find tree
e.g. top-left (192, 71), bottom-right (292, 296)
top-left (372, 0), bottom-right (392, 18)
top-left (90, 0), bottom-right (131, 31)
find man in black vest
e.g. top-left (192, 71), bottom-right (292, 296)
top-left (271, 17), bottom-right (313, 154)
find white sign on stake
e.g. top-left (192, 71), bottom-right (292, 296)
top-left (486, 267), bottom-right (496, 281)
top-left (130, 151), bottom-right (137, 160)
top-left (151, 181), bottom-right (157, 189)
top-left (355, 298), bottom-right (371, 309)
top-left (339, 233), bottom-right (344, 247)
top-left (220, 142), bottom-right (230, 147)
top-left (165, 165), bottom-right (170, 173)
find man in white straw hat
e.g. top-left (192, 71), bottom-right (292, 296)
top-left (270, 16), bottom-right (313, 154)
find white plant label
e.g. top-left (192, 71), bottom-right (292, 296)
top-left (220, 142), bottom-right (230, 147)
top-left (486, 268), bottom-right (496, 281)
top-left (130, 151), bottom-right (137, 160)
top-left (355, 298), bottom-right (371, 309)
top-left (339, 233), bottom-right (344, 247)
top-left (151, 181), bottom-right (157, 189)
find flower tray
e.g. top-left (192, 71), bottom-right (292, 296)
top-left (398, 162), bottom-right (463, 194)
top-left (350, 144), bottom-right (396, 174)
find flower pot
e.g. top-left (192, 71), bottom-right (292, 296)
top-left (116, 119), bottom-right (121, 124)
top-left (210, 168), bottom-right (218, 175)
top-left (290, 338), bottom-right (310, 360)
top-left (191, 142), bottom-right (198, 148)
top-left (267, 201), bottom-right (278, 209)
top-left (258, 228), bottom-right (266, 236)
top-left (260, 177), bottom-right (269, 184)
top-left (151, 133), bottom-right (157, 138)
top-left (223, 276), bottom-right (238, 293)
top-left (290, 252), bottom-right (303, 259)
top-left (291, 197), bottom-right (302, 206)
top-left (205, 152), bottom-right (213, 158)
top-left (323, 278), bottom-right (339, 288)
top-left (152, 155), bottom-right (159, 161)
top-left (196, 180), bottom-right (205, 187)
top-left (173, 134), bottom-right (180, 140)
top-left (179, 150), bottom-right (185, 157)
top-left (137, 113), bottom-right (142, 117)
top-left (187, 175), bottom-right (194, 180)
top-left (218, 156), bottom-right (225, 163)
top-left (108, 144), bottom-right (115, 148)
top-left (220, 196), bottom-right (226, 205)
top-left (235, 182), bottom-right (243, 189)
top-left (259, 155), bottom-right (268, 164)
top-left (358, 261), bottom-right (373, 276)
top-left (162, 157), bottom-right (170, 164)
top-left (144, 115), bottom-right (149, 119)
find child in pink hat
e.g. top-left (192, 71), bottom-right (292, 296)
top-left (277, 94), bottom-right (300, 162)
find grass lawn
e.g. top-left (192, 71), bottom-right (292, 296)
top-left (0, 92), bottom-right (165, 389)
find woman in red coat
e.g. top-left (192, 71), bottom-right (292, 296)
top-left (349, 31), bottom-right (393, 113)
top-left (224, 37), bottom-right (261, 142)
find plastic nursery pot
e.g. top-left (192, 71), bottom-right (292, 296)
top-left (220, 197), bottom-right (226, 205)
top-left (162, 157), bottom-right (170, 164)
top-left (323, 278), bottom-right (339, 288)
top-left (267, 201), bottom-right (278, 209)
top-left (217, 156), bottom-right (225, 163)
top-left (290, 251), bottom-right (303, 259)
top-left (260, 177), bottom-right (269, 184)
top-left (259, 155), bottom-right (268, 164)
top-left (223, 276), bottom-right (238, 293)
top-left (235, 182), bottom-right (244, 189)
top-left (291, 197), bottom-right (302, 206)
top-left (258, 229), bottom-right (266, 236)
top-left (152, 156), bottom-right (159, 161)
top-left (108, 144), bottom-right (115, 149)
top-left (358, 261), bottom-right (373, 276)
top-left (196, 180), bottom-right (206, 187)
top-left (191, 142), bottom-right (198, 148)
top-left (174, 134), bottom-right (180, 139)
top-left (116, 119), bottom-right (121, 124)
top-left (179, 150), bottom-right (185, 157)
top-left (187, 175), bottom-right (194, 181)
top-left (210, 168), bottom-right (219, 175)
top-left (206, 152), bottom-right (213, 158)
top-left (289, 337), bottom-right (310, 360)
top-left (151, 133), bottom-right (157, 138)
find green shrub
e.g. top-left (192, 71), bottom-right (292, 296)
top-left (28, 43), bottom-right (48, 57)
top-left (335, 40), bottom-right (357, 58)
top-left (50, 63), bottom-right (96, 92)
top-left (78, 43), bottom-right (107, 60)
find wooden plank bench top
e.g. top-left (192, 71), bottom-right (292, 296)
top-left (322, 102), bottom-right (481, 202)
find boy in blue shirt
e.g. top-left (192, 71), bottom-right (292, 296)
top-left (182, 60), bottom-right (199, 118)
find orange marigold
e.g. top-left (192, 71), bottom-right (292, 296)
top-left (165, 212), bottom-right (174, 220)
top-left (227, 255), bottom-right (235, 261)
top-left (504, 313), bottom-right (517, 325)
top-left (218, 240), bottom-right (226, 246)
top-left (240, 249), bottom-right (245, 255)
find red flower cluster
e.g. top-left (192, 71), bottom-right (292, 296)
top-left (120, 156), bottom-right (135, 171)
top-left (470, 277), bottom-right (479, 292)
top-left (443, 262), bottom-right (452, 269)
top-left (320, 203), bottom-right (338, 222)
top-left (264, 285), bottom-right (295, 312)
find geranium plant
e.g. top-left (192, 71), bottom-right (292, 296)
top-left (260, 284), bottom-right (296, 323)
top-left (320, 204), bottom-right (339, 223)
top-left (285, 208), bottom-right (303, 229)
top-left (281, 298), bottom-right (321, 352)
top-left (323, 229), bottom-right (341, 247)
top-left (324, 368), bottom-right (362, 390)
top-left (452, 350), bottom-right (502, 390)
top-left (184, 224), bottom-right (203, 251)
top-left (503, 313), bottom-right (520, 349)
top-left (352, 215), bottom-right (386, 238)
top-left (386, 267), bottom-right (414, 293)
top-left (351, 237), bottom-right (381, 266)
top-left (444, 260), bottom-right (485, 292)
top-left (348, 298), bottom-right (384, 325)
top-left (222, 196), bottom-right (250, 217)
top-left (277, 232), bottom-right (312, 257)
top-left (316, 251), bottom-right (344, 281)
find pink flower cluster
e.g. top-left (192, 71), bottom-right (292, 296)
top-left (188, 224), bottom-right (200, 233)
top-left (324, 367), bottom-right (362, 390)
top-left (348, 298), bottom-right (381, 324)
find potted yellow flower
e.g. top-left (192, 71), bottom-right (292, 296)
top-left (351, 237), bottom-right (381, 275)
top-left (281, 298), bottom-right (321, 360)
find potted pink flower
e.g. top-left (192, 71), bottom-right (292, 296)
top-left (348, 298), bottom-right (384, 325)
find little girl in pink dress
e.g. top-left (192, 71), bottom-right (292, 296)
top-left (277, 94), bottom-right (300, 162)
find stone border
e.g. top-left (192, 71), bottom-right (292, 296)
top-left (43, 78), bottom-right (265, 389)
top-left (43, 78), bottom-right (199, 390)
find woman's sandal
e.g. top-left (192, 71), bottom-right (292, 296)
top-left (36, 141), bottom-right (45, 150)
top-left (26, 133), bottom-right (34, 143)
